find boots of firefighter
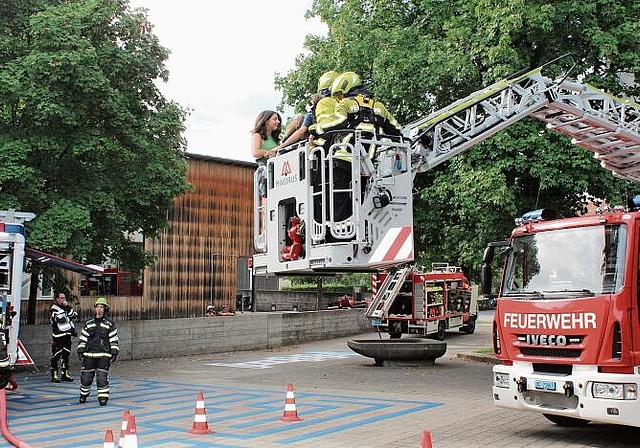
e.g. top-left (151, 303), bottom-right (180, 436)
top-left (50, 368), bottom-right (60, 383)
top-left (98, 397), bottom-right (108, 406)
top-left (60, 358), bottom-right (73, 382)
top-left (79, 381), bottom-right (91, 403)
top-left (61, 369), bottom-right (73, 382)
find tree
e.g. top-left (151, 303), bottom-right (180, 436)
top-left (0, 0), bottom-right (190, 274)
top-left (275, 0), bottom-right (639, 279)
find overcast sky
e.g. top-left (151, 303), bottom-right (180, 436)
top-left (128, 0), bottom-right (326, 162)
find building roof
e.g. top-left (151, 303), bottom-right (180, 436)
top-left (24, 247), bottom-right (102, 275)
top-left (185, 152), bottom-right (257, 168)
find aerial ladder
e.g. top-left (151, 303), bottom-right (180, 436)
top-left (252, 58), bottom-right (640, 276)
top-left (365, 265), bottom-right (412, 319)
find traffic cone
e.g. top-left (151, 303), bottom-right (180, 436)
top-left (122, 412), bottom-right (139, 448)
top-left (118, 410), bottom-right (130, 448)
top-left (188, 391), bottom-right (213, 435)
top-left (280, 383), bottom-right (303, 422)
top-left (103, 429), bottom-right (115, 448)
top-left (421, 429), bottom-right (433, 448)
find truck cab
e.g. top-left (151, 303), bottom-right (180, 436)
top-left (484, 206), bottom-right (640, 427)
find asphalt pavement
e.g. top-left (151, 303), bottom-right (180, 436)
top-left (1, 309), bottom-right (639, 447)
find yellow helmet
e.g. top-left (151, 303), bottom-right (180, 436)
top-left (317, 71), bottom-right (339, 94)
top-left (331, 71), bottom-right (361, 96)
top-left (94, 297), bottom-right (109, 309)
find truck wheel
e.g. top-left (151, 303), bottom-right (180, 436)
top-left (542, 414), bottom-right (589, 427)
top-left (389, 321), bottom-right (402, 339)
top-left (434, 321), bottom-right (446, 340)
top-left (460, 318), bottom-right (476, 334)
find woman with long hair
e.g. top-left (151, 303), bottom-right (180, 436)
top-left (251, 110), bottom-right (282, 164)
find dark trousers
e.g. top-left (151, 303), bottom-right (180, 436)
top-left (51, 335), bottom-right (71, 372)
top-left (80, 357), bottom-right (111, 400)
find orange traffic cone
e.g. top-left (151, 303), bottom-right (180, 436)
top-left (280, 383), bottom-right (303, 422)
top-left (103, 429), bottom-right (115, 448)
top-left (188, 391), bottom-right (213, 435)
top-left (118, 410), bottom-right (130, 448)
top-left (421, 429), bottom-right (433, 448)
top-left (122, 413), bottom-right (139, 448)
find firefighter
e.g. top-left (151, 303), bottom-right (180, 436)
top-left (50, 292), bottom-right (78, 382)
top-left (313, 70), bottom-right (340, 125)
top-left (77, 297), bottom-right (119, 405)
top-left (318, 71), bottom-right (402, 148)
top-left (315, 71), bottom-right (403, 224)
top-left (307, 71), bottom-right (341, 227)
top-left (309, 70), bottom-right (340, 143)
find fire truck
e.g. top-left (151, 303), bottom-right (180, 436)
top-left (0, 211), bottom-right (35, 388)
top-left (367, 263), bottom-right (477, 339)
top-left (252, 56), bottom-right (640, 279)
top-left (483, 201), bottom-right (640, 427)
top-left (252, 57), bottom-right (640, 417)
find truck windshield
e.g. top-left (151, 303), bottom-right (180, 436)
top-left (502, 224), bottom-right (626, 296)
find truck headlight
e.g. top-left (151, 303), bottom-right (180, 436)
top-left (494, 372), bottom-right (510, 389)
top-left (592, 382), bottom-right (637, 400)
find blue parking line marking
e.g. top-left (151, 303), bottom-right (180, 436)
top-left (0, 372), bottom-right (442, 447)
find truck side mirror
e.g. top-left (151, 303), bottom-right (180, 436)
top-left (480, 262), bottom-right (492, 296)
top-left (480, 245), bottom-right (493, 296)
top-left (480, 241), bottom-right (509, 296)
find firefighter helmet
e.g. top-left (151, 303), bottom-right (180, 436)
top-left (331, 71), bottom-right (361, 96)
top-left (94, 297), bottom-right (109, 310)
top-left (317, 71), bottom-right (339, 94)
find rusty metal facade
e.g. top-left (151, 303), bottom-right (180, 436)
top-left (143, 154), bottom-right (256, 319)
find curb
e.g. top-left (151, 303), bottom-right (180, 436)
top-left (456, 352), bottom-right (501, 365)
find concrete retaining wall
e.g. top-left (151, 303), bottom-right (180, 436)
top-left (18, 309), bottom-right (371, 369)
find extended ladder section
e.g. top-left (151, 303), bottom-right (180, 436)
top-left (365, 265), bottom-right (412, 319)
top-left (404, 66), bottom-right (640, 183)
top-left (530, 80), bottom-right (640, 183)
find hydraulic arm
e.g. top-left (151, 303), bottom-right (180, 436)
top-left (405, 65), bottom-right (640, 181)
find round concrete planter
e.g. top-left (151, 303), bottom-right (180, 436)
top-left (347, 338), bottom-right (447, 366)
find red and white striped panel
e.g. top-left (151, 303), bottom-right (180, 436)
top-left (371, 273), bottom-right (378, 300)
top-left (368, 226), bottom-right (413, 263)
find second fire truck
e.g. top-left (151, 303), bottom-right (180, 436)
top-left (367, 263), bottom-right (477, 340)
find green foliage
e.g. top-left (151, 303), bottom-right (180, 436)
top-left (285, 274), bottom-right (372, 292)
top-left (277, 0), bottom-right (638, 281)
top-left (0, 0), bottom-right (190, 271)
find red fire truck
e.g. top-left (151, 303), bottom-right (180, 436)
top-left (367, 264), bottom-right (477, 339)
top-left (483, 204), bottom-right (640, 427)
top-left (251, 57), bottom-right (640, 425)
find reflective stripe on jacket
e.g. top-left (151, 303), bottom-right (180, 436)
top-left (77, 317), bottom-right (119, 358)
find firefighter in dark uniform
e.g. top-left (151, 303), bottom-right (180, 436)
top-left (50, 292), bottom-right (78, 382)
top-left (77, 297), bottom-right (119, 405)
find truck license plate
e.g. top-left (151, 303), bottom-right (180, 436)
top-left (534, 380), bottom-right (556, 391)
top-left (372, 319), bottom-right (382, 325)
